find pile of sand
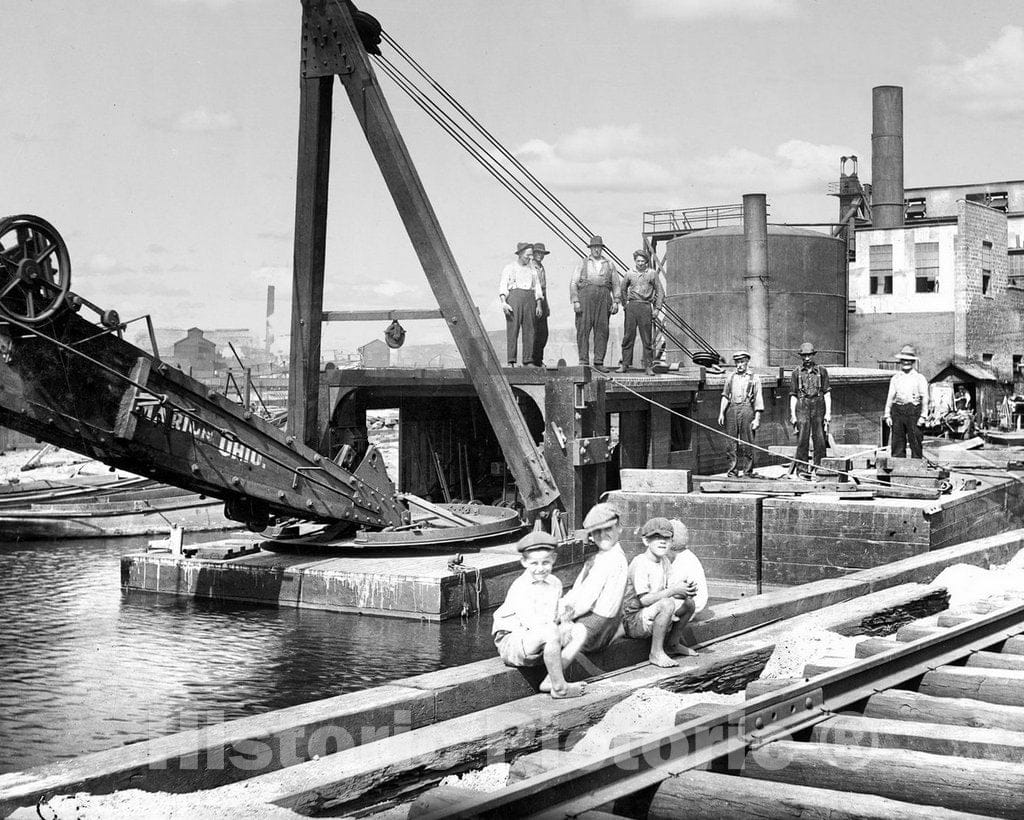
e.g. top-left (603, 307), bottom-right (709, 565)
top-left (758, 627), bottom-right (860, 680)
top-left (932, 555), bottom-right (1024, 611)
top-left (9, 789), bottom-right (301, 820)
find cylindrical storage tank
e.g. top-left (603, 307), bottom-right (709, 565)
top-left (663, 225), bottom-right (847, 367)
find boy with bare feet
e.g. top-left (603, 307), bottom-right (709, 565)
top-left (492, 531), bottom-right (587, 699)
top-left (559, 502), bottom-right (629, 655)
top-left (623, 517), bottom-right (699, 666)
top-left (668, 519), bottom-right (708, 651)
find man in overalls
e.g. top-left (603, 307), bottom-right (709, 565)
top-left (718, 350), bottom-right (764, 476)
top-left (530, 242), bottom-right (550, 367)
top-left (789, 341), bottom-right (831, 479)
top-left (570, 235), bottom-right (620, 371)
top-left (499, 242), bottom-right (542, 367)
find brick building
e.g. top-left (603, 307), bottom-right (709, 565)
top-left (848, 194), bottom-right (1024, 381)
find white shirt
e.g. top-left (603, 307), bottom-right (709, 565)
top-left (561, 543), bottom-right (628, 619)
top-left (669, 549), bottom-right (708, 614)
top-left (491, 572), bottom-right (561, 635)
top-left (498, 262), bottom-right (542, 299)
top-left (885, 369), bottom-right (929, 415)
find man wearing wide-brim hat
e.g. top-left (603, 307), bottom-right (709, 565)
top-left (530, 242), bottom-right (551, 367)
top-left (498, 242), bottom-right (543, 367)
top-left (884, 344), bottom-right (929, 459)
top-left (718, 350), bottom-right (765, 476)
top-left (789, 341), bottom-right (831, 478)
top-left (569, 235), bottom-right (621, 371)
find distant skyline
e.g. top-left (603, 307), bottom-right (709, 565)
top-left (4, 1), bottom-right (1023, 355)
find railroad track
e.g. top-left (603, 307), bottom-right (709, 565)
top-left (425, 597), bottom-right (1024, 820)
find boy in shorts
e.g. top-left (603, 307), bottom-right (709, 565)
top-left (623, 517), bottom-right (700, 666)
top-left (492, 531), bottom-right (588, 698)
top-left (668, 519), bottom-right (708, 620)
top-left (559, 502), bottom-right (629, 654)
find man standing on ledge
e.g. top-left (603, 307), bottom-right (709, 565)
top-left (499, 242), bottom-right (542, 367)
top-left (718, 350), bottom-right (764, 476)
top-left (884, 344), bottom-right (929, 459)
top-left (570, 235), bottom-right (620, 371)
top-left (789, 341), bottom-right (831, 479)
top-left (530, 242), bottom-right (550, 367)
top-left (618, 249), bottom-right (664, 376)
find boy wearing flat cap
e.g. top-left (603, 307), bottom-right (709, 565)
top-left (623, 517), bottom-right (700, 666)
top-left (492, 530), bottom-right (587, 698)
top-left (559, 502), bottom-right (628, 654)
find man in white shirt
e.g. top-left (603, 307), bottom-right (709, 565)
top-left (884, 344), bottom-right (929, 459)
top-left (499, 242), bottom-right (543, 367)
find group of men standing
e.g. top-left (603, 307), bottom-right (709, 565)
top-left (500, 235), bottom-right (664, 375)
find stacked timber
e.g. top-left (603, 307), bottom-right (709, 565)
top-left (875, 457), bottom-right (950, 491)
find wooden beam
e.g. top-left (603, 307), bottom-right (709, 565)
top-left (327, 2), bottom-right (560, 513)
top-left (741, 741), bottom-right (1024, 817)
top-left (287, 71), bottom-right (333, 450)
top-left (864, 689), bottom-right (1024, 732)
top-left (322, 309), bottom-right (444, 322)
top-left (919, 666), bottom-right (1024, 706)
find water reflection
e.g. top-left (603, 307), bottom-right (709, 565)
top-left (0, 536), bottom-right (495, 773)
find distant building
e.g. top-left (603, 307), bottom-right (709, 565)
top-left (358, 339), bottom-right (390, 367)
top-left (171, 327), bottom-right (225, 373)
top-left (848, 194), bottom-right (1024, 380)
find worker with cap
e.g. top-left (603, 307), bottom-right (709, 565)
top-left (559, 501), bottom-right (628, 653)
top-left (789, 341), bottom-right (831, 478)
top-left (618, 249), bottom-right (664, 376)
top-left (492, 530), bottom-right (588, 698)
top-left (718, 350), bottom-right (764, 476)
top-left (570, 236), bottom-right (621, 371)
top-left (884, 344), bottom-right (929, 459)
top-left (499, 242), bottom-right (543, 367)
top-left (530, 242), bottom-right (551, 367)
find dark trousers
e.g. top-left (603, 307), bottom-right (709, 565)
top-left (504, 289), bottom-right (535, 365)
top-left (575, 286), bottom-right (612, 365)
top-left (621, 301), bottom-right (654, 368)
top-left (795, 396), bottom-right (827, 470)
top-left (725, 403), bottom-right (755, 473)
top-left (531, 298), bottom-right (548, 365)
top-left (891, 402), bottom-right (923, 458)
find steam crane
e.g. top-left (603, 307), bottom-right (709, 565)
top-left (0, 1), bottom-right (562, 543)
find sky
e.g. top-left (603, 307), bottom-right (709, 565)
top-left (4, 0), bottom-right (1023, 357)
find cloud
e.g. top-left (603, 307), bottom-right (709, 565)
top-left (86, 253), bottom-right (125, 274)
top-left (631, 0), bottom-right (798, 21)
top-left (173, 108), bottom-right (239, 132)
top-left (685, 140), bottom-right (854, 197)
top-left (146, 243), bottom-right (169, 254)
top-left (371, 279), bottom-right (422, 299)
top-left (922, 26), bottom-right (1024, 117)
top-left (514, 124), bottom-right (676, 192)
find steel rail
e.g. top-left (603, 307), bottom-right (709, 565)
top-left (432, 599), bottom-right (1024, 819)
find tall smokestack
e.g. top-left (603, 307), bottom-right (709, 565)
top-left (265, 285), bottom-right (275, 354)
top-left (743, 193), bottom-right (769, 366)
top-left (871, 85), bottom-right (904, 229)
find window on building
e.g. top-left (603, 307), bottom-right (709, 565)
top-left (1014, 355), bottom-right (1023, 375)
top-left (915, 242), bottom-right (939, 293)
top-left (983, 353), bottom-right (994, 365)
top-left (1010, 251), bottom-right (1024, 289)
top-left (983, 271), bottom-right (992, 294)
top-left (869, 244), bottom-right (893, 295)
top-left (982, 240), bottom-right (994, 295)
top-left (670, 413), bottom-right (692, 452)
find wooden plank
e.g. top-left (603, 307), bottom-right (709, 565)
top-left (619, 468), bottom-right (692, 494)
top-left (651, 769), bottom-right (985, 820)
top-left (919, 666), bottom-right (1024, 706)
top-left (287, 72), bottom-right (333, 449)
top-left (813, 715), bottom-right (1024, 762)
top-left (700, 480), bottom-right (845, 494)
top-left (855, 637), bottom-right (900, 658)
top-left (864, 690), bottom-right (1024, 732)
top-left (113, 357), bottom-right (152, 440)
top-left (322, 308), bottom-right (443, 322)
top-left (741, 741), bottom-right (1024, 817)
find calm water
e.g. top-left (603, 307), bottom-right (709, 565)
top-left (0, 535), bottom-right (496, 774)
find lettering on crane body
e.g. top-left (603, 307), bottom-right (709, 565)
top-left (136, 403), bottom-right (266, 468)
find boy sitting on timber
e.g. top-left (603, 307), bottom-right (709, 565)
top-left (559, 502), bottom-right (629, 655)
top-left (668, 519), bottom-right (708, 621)
top-left (623, 517), bottom-right (699, 666)
top-left (492, 530), bottom-right (587, 698)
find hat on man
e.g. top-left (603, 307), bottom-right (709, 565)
top-left (638, 517), bottom-right (674, 538)
top-left (633, 249), bottom-right (650, 262)
top-left (515, 242), bottom-right (533, 256)
top-left (896, 344), bottom-right (918, 361)
top-left (798, 342), bottom-right (816, 356)
top-left (533, 242), bottom-right (549, 257)
top-left (588, 235), bottom-right (604, 248)
top-left (733, 350), bottom-right (750, 362)
top-left (516, 530), bottom-right (558, 554)
top-left (582, 502), bottom-right (620, 532)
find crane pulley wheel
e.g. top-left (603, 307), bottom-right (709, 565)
top-left (0, 214), bottom-right (72, 323)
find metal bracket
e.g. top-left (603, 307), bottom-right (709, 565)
top-left (743, 686), bottom-right (824, 748)
top-left (301, 2), bottom-right (355, 78)
top-left (549, 422), bottom-right (567, 453)
top-left (572, 436), bottom-right (611, 467)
